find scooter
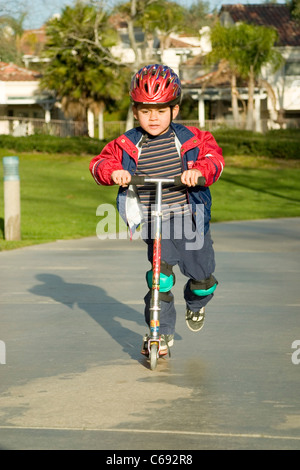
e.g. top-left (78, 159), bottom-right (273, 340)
top-left (130, 175), bottom-right (205, 370)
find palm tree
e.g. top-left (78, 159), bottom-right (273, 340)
top-left (40, 1), bottom-right (130, 134)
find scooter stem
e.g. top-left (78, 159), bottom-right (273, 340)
top-left (149, 180), bottom-right (163, 340)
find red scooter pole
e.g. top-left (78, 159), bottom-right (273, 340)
top-left (130, 175), bottom-right (205, 369)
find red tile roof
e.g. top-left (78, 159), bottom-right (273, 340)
top-left (168, 37), bottom-right (198, 48)
top-left (0, 62), bottom-right (41, 81)
top-left (220, 4), bottom-right (300, 46)
top-left (20, 26), bottom-right (47, 56)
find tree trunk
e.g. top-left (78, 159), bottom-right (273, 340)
top-left (98, 103), bottom-right (105, 140)
top-left (246, 66), bottom-right (255, 131)
top-left (231, 73), bottom-right (239, 128)
top-left (125, 0), bottom-right (142, 132)
top-left (126, 106), bottom-right (134, 132)
top-left (127, 0), bottom-right (140, 64)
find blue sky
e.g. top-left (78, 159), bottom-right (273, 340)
top-left (6, 0), bottom-right (287, 30)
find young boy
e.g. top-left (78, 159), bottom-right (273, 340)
top-left (90, 64), bottom-right (224, 356)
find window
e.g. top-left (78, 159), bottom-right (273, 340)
top-left (285, 61), bottom-right (300, 76)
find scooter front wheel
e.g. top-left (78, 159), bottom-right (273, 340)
top-left (150, 343), bottom-right (158, 370)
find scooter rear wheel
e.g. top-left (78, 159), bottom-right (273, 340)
top-left (150, 343), bottom-right (158, 370)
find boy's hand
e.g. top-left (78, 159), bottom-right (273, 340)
top-left (181, 169), bottom-right (203, 187)
top-left (111, 170), bottom-right (131, 187)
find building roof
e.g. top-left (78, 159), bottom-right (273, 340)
top-left (20, 26), bottom-right (47, 56)
top-left (167, 35), bottom-right (199, 49)
top-left (220, 4), bottom-right (300, 47)
top-left (182, 60), bottom-right (233, 89)
top-left (0, 62), bottom-right (41, 81)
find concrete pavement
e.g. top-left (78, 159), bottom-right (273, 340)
top-left (0, 218), bottom-right (299, 450)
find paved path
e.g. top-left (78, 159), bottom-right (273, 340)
top-left (0, 218), bottom-right (299, 450)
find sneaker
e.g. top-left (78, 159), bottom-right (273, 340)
top-left (186, 307), bottom-right (205, 332)
top-left (141, 334), bottom-right (174, 356)
top-left (160, 334), bottom-right (174, 356)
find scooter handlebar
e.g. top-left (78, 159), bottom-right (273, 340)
top-left (130, 175), bottom-right (206, 186)
top-left (129, 175), bottom-right (148, 185)
top-left (173, 175), bottom-right (206, 186)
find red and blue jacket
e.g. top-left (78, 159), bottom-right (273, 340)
top-left (90, 123), bottom-right (224, 235)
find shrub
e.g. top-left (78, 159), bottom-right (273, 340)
top-left (0, 128), bottom-right (298, 159)
top-left (0, 134), bottom-right (107, 155)
top-left (213, 129), bottom-right (299, 159)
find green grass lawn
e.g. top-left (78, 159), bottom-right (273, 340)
top-left (0, 150), bottom-right (118, 250)
top-left (211, 156), bottom-right (300, 222)
top-left (0, 151), bottom-right (299, 251)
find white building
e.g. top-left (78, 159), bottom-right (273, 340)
top-left (0, 62), bottom-right (55, 135)
top-left (181, 4), bottom-right (300, 130)
top-left (1, 4), bottom-right (299, 136)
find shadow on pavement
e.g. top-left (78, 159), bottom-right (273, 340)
top-left (29, 273), bottom-right (147, 364)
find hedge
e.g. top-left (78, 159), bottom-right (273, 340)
top-left (0, 128), bottom-right (299, 159)
top-left (213, 129), bottom-right (299, 159)
top-left (0, 134), bottom-right (106, 156)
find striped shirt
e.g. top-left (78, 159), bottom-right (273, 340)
top-left (135, 128), bottom-right (188, 220)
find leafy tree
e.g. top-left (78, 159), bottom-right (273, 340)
top-left (40, 0), bottom-right (131, 130)
top-left (207, 23), bottom-right (241, 126)
top-left (0, 13), bottom-right (26, 64)
top-left (137, 0), bottom-right (186, 51)
top-left (289, 0), bottom-right (300, 20)
top-left (185, 0), bottom-right (216, 34)
top-left (114, 0), bottom-right (186, 65)
top-left (208, 22), bottom-right (283, 130)
top-left (112, 0), bottom-right (187, 128)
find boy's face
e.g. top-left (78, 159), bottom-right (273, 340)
top-left (133, 104), bottom-right (179, 137)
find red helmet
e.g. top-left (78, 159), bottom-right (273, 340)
top-left (130, 64), bottom-right (181, 105)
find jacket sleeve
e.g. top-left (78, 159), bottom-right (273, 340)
top-left (188, 128), bottom-right (225, 187)
top-left (89, 139), bottom-right (123, 186)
